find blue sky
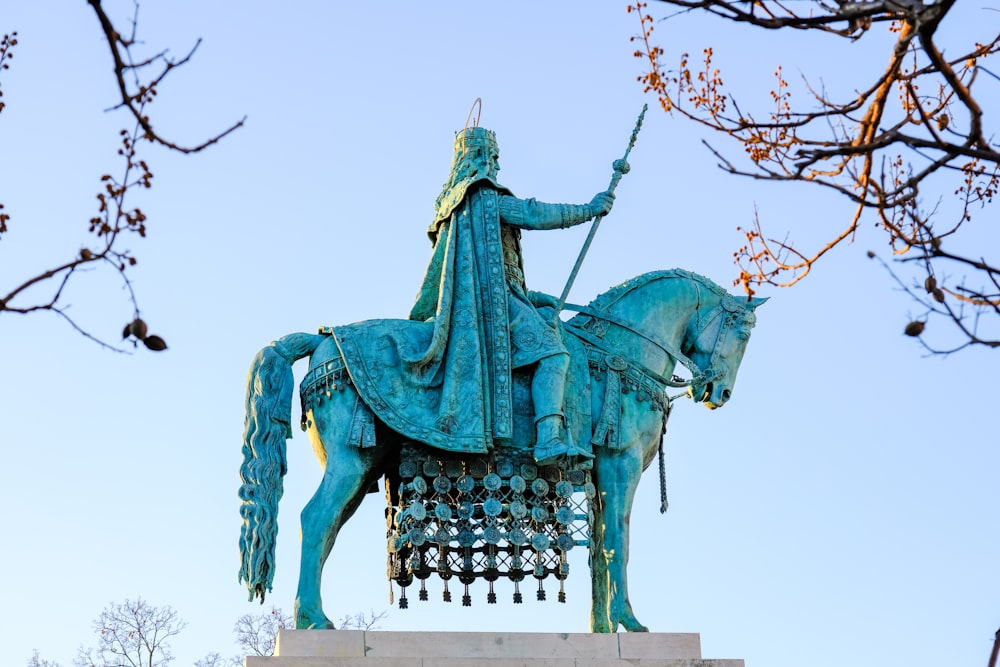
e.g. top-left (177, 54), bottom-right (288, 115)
top-left (1, 2), bottom-right (997, 666)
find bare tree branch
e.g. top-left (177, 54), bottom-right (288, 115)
top-left (1, 2), bottom-right (242, 349)
top-left (86, 0), bottom-right (245, 153)
top-left (631, 0), bottom-right (1000, 352)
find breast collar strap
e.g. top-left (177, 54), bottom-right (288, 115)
top-left (560, 302), bottom-right (705, 389)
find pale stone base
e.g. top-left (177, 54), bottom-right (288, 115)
top-left (244, 630), bottom-right (744, 667)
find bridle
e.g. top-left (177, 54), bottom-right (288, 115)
top-left (562, 293), bottom-right (750, 399)
top-left (684, 293), bottom-right (753, 399)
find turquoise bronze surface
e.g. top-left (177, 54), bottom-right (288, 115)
top-left (239, 269), bottom-right (764, 632)
top-left (385, 442), bottom-right (593, 608)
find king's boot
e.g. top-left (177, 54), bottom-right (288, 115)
top-left (531, 354), bottom-right (594, 466)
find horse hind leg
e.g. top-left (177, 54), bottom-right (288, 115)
top-left (294, 391), bottom-right (389, 630)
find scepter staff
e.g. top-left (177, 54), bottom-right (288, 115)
top-left (553, 104), bottom-right (648, 321)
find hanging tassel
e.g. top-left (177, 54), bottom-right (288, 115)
top-left (659, 402), bottom-right (672, 513)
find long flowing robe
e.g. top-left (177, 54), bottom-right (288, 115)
top-left (333, 177), bottom-right (592, 453)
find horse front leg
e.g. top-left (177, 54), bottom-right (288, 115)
top-left (294, 394), bottom-right (388, 629)
top-left (588, 487), bottom-right (612, 632)
top-left (593, 443), bottom-right (648, 632)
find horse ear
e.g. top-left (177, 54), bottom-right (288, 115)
top-left (748, 296), bottom-right (769, 309)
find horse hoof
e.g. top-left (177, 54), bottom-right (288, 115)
top-left (621, 617), bottom-right (649, 632)
top-left (294, 606), bottom-right (335, 630)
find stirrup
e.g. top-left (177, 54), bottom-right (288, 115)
top-left (534, 436), bottom-right (571, 466)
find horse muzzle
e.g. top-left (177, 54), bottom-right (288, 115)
top-left (697, 382), bottom-right (732, 410)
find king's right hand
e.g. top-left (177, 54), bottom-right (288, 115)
top-left (589, 190), bottom-right (615, 218)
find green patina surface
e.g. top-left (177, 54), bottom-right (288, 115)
top-left (238, 110), bottom-right (764, 633)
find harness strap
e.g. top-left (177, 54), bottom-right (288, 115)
top-left (561, 302), bottom-right (704, 388)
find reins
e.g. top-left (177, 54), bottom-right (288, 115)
top-left (560, 301), bottom-right (704, 389)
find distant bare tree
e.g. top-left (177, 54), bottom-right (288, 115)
top-left (72, 598), bottom-right (185, 667)
top-left (0, 2), bottom-right (242, 351)
top-left (631, 0), bottom-right (999, 354)
top-left (233, 606), bottom-right (293, 658)
top-left (27, 650), bottom-right (62, 667)
top-left (192, 654), bottom-right (227, 667)
top-left (336, 609), bottom-right (389, 631)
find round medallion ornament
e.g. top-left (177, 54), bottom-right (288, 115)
top-left (409, 502), bottom-right (427, 521)
top-left (556, 506), bottom-right (576, 525)
top-left (457, 499), bottom-right (474, 519)
top-left (557, 533), bottom-right (575, 552)
top-left (483, 473), bottom-right (502, 491)
top-left (509, 500), bottom-right (527, 519)
top-left (555, 481), bottom-right (574, 498)
top-left (509, 527), bottom-right (527, 545)
top-left (408, 528), bottom-right (426, 547)
top-left (458, 529), bottom-right (476, 547)
top-left (433, 476), bottom-right (452, 494)
top-left (531, 478), bottom-right (549, 497)
top-left (484, 526), bottom-right (502, 544)
top-left (483, 498), bottom-right (503, 517)
top-left (399, 460), bottom-right (418, 478)
top-left (456, 474), bottom-right (476, 493)
top-left (606, 353), bottom-right (628, 371)
top-left (531, 506), bottom-right (549, 522)
top-left (509, 475), bottom-right (526, 493)
top-left (435, 504), bottom-right (453, 521)
top-left (411, 476), bottom-right (427, 495)
top-left (531, 533), bottom-right (551, 551)
top-left (496, 460), bottom-right (515, 477)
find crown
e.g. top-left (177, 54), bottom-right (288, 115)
top-left (454, 126), bottom-right (498, 155)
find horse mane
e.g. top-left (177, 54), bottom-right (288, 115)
top-left (570, 269), bottom-right (727, 325)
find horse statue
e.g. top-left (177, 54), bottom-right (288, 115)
top-left (239, 268), bottom-right (764, 633)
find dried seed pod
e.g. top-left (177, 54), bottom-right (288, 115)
top-left (143, 334), bottom-right (168, 351)
top-left (128, 317), bottom-right (148, 339)
top-left (904, 321), bottom-right (925, 337)
top-left (924, 275), bottom-right (937, 293)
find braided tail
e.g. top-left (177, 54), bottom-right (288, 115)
top-left (238, 332), bottom-right (325, 603)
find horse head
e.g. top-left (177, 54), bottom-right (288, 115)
top-left (685, 293), bottom-right (766, 409)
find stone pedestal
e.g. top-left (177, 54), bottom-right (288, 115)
top-left (245, 630), bottom-right (744, 667)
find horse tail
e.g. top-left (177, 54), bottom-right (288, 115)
top-left (238, 332), bottom-right (325, 603)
